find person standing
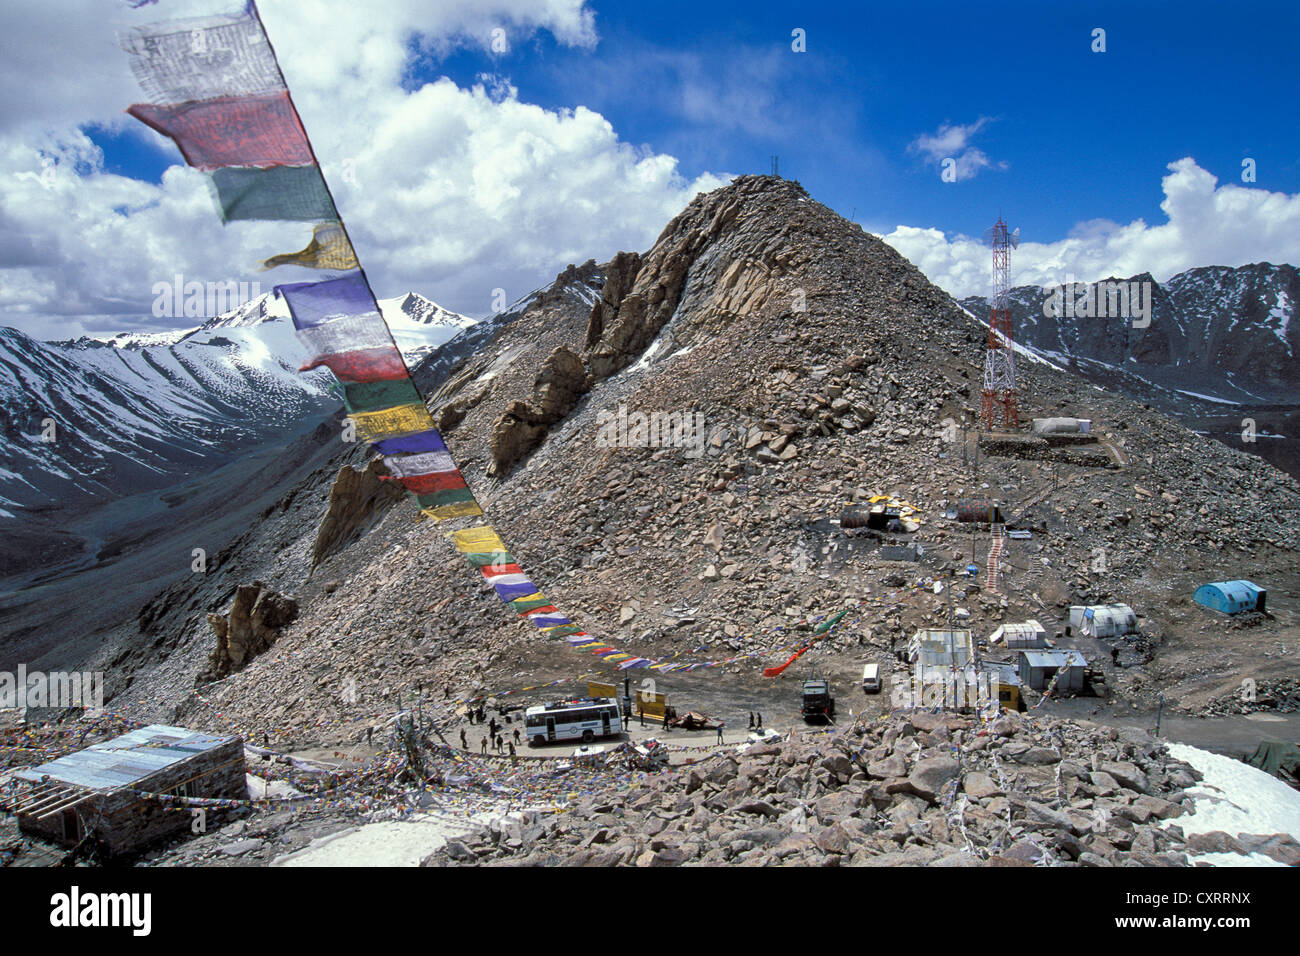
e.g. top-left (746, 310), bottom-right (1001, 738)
top-left (459, 729), bottom-right (468, 749)
top-left (480, 736), bottom-right (487, 754)
top-left (716, 723), bottom-right (725, 745)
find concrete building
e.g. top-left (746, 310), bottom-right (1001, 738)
top-left (6, 724), bottom-right (245, 856)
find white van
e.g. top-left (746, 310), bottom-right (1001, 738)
top-left (861, 662), bottom-right (882, 694)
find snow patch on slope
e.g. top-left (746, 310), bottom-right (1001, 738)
top-left (1164, 742), bottom-right (1300, 867)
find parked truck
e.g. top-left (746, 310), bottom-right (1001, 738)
top-left (801, 676), bottom-right (836, 722)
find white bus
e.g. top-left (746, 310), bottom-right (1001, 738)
top-left (525, 697), bottom-right (622, 747)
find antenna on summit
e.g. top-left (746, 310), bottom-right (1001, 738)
top-left (770, 155), bottom-right (780, 178)
top-left (980, 217), bottom-right (1021, 430)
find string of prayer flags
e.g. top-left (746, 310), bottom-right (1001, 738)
top-left (120, 1), bottom-right (482, 525)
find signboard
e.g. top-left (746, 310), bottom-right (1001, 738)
top-left (636, 691), bottom-right (667, 718)
top-left (587, 681), bottom-right (618, 700)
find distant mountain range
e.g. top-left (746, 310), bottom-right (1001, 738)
top-left (959, 262), bottom-right (1299, 404)
top-left (960, 261), bottom-right (1300, 478)
top-left (0, 291), bottom-right (474, 517)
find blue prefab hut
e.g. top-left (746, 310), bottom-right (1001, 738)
top-left (1193, 580), bottom-right (1266, 615)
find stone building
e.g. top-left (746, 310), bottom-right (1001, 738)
top-left (6, 724), bottom-right (245, 856)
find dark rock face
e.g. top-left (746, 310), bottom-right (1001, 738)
top-left (202, 582), bottom-right (298, 680)
top-left (311, 459), bottom-right (406, 569)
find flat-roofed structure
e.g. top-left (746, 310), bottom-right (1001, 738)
top-left (4, 724), bottom-right (245, 856)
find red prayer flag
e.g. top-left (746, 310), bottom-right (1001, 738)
top-left (128, 92), bottom-right (312, 171)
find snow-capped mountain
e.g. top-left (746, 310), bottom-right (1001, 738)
top-left (959, 261), bottom-right (1300, 479)
top-left (0, 292), bottom-right (475, 517)
top-left (960, 262), bottom-right (1300, 403)
top-left (412, 259), bottom-right (605, 396)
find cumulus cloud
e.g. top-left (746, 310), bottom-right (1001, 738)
top-left (880, 158), bottom-right (1300, 299)
top-left (0, 0), bottom-right (725, 339)
top-left (908, 117), bottom-right (1006, 181)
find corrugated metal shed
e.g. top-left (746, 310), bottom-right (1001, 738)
top-left (1019, 650), bottom-right (1088, 691)
top-left (1193, 580), bottom-right (1265, 615)
top-left (14, 725), bottom-right (235, 791)
top-left (908, 629), bottom-right (974, 668)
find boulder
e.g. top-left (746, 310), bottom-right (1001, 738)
top-left (962, 771), bottom-right (1002, 799)
top-left (1100, 760), bottom-right (1150, 794)
top-left (488, 347), bottom-right (589, 476)
top-left (906, 756), bottom-right (961, 802)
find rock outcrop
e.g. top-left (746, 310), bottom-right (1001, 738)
top-left (311, 459), bottom-right (406, 569)
top-left (487, 346), bottom-right (589, 476)
top-left (201, 582), bottom-right (298, 681)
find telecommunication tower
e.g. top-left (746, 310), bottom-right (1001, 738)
top-left (981, 218), bottom-right (1020, 429)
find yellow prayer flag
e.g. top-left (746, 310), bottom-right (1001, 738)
top-left (450, 526), bottom-right (507, 553)
top-left (260, 222), bottom-right (359, 271)
top-left (422, 501), bottom-right (484, 522)
top-left (348, 403), bottom-right (432, 442)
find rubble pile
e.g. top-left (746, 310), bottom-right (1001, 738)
top-left (1201, 677), bottom-right (1300, 716)
top-left (428, 713), bottom-right (1219, 867)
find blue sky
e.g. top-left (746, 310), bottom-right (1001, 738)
top-left (390, 0), bottom-right (1300, 242)
top-left (5, 0), bottom-right (1300, 337)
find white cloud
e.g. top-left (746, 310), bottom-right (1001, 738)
top-left (880, 158), bottom-right (1300, 299)
top-left (0, 0), bottom-right (725, 339)
top-left (908, 117), bottom-right (1006, 181)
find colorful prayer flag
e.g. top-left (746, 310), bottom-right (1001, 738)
top-left (293, 312), bottom-right (392, 359)
top-left (387, 470), bottom-right (470, 496)
top-left (420, 500), bottom-right (483, 521)
top-left (300, 345), bottom-right (407, 381)
top-left (119, 4), bottom-right (284, 105)
top-left (262, 223), bottom-right (358, 271)
top-left (211, 164), bottom-right (337, 222)
top-left (343, 378), bottom-right (422, 415)
top-left (347, 402), bottom-right (433, 442)
top-left (450, 527), bottom-right (507, 553)
top-left (381, 449), bottom-right (457, 479)
top-left (276, 271), bottom-right (377, 328)
top-left (127, 92), bottom-right (311, 171)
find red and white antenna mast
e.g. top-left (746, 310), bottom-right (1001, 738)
top-left (981, 217), bottom-right (1019, 429)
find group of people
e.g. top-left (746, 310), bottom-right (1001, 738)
top-left (459, 723), bottom-right (519, 758)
